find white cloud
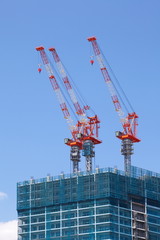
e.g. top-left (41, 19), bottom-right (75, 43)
top-left (0, 192), bottom-right (7, 200)
top-left (0, 220), bottom-right (17, 240)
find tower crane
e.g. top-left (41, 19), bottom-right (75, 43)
top-left (49, 47), bottom-right (101, 172)
top-left (36, 46), bottom-right (101, 173)
top-left (88, 37), bottom-right (140, 175)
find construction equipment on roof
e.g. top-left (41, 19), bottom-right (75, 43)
top-left (36, 46), bottom-right (101, 173)
top-left (88, 36), bottom-right (140, 175)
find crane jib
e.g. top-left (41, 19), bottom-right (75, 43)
top-left (88, 36), bottom-right (140, 143)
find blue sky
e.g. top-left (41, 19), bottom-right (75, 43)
top-left (0, 0), bottom-right (160, 231)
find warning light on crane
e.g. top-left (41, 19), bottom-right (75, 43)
top-left (38, 68), bottom-right (42, 73)
top-left (90, 59), bottom-right (94, 65)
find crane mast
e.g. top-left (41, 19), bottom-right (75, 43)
top-left (49, 47), bottom-right (101, 172)
top-left (36, 46), bottom-right (82, 173)
top-left (88, 37), bottom-right (140, 175)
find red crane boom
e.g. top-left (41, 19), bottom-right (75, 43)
top-left (36, 47), bottom-right (75, 133)
top-left (49, 48), bottom-right (87, 117)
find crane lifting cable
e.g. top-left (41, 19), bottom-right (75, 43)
top-left (63, 68), bottom-right (94, 115)
top-left (49, 50), bottom-right (95, 117)
top-left (49, 48), bottom-right (92, 118)
top-left (49, 58), bottom-right (79, 123)
top-left (101, 50), bottom-right (135, 113)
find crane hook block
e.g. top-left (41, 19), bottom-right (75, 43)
top-left (90, 60), bottom-right (94, 65)
top-left (38, 68), bottom-right (42, 73)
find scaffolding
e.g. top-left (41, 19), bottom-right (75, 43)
top-left (17, 166), bottom-right (160, 240)
top-left (17, 166), bottom-right (160, 210)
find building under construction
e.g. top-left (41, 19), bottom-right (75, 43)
top-left (17, 38), bottom-right (160, 239)
top-left (17, 165), bottom-right (160, 240)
